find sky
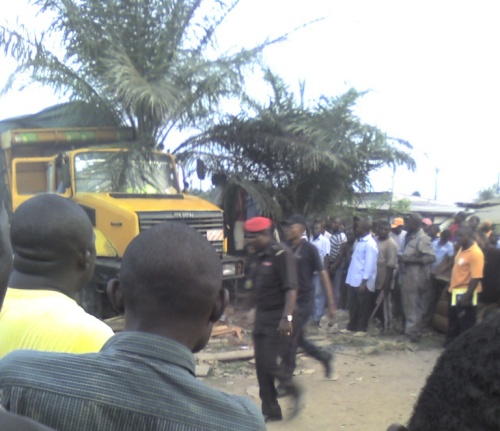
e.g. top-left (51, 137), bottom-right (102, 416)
top-left (1, 0), bottom-right (499, 203)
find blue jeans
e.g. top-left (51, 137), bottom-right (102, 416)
top-left (313, 274), bottom-right (325, 321)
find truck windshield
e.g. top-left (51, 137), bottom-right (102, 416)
top-left (74, 150), bottom-right (180, 194)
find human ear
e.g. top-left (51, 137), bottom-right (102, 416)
top-left (209, 288), bottom-right (229, 323)
top-left (106, 278), bottom-right (125, 314)
top-left (76, 249), bottom-right (92, 270)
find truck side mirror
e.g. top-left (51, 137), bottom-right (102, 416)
top-left (62, 163), bottom-right (71, 189)
top-left (196, 159), bottom-right (206, 180)
top-left (55, 154), bottom-right (72, 192)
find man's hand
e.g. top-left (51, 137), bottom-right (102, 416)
top-left (358, 282), bottom-right (367, 293)
top-left (278, 319), bottom-right (293, 337)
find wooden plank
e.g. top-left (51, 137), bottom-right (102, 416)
top-left (196, 349), bottom-right (254, 362)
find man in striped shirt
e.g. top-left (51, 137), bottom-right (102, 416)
top-left (329, 217), bottom-right (347, 308)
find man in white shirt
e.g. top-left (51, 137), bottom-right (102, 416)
top-left (310, 221), bottom-right (330, 322)
top-left (344, 218), bottom-right (378, 335)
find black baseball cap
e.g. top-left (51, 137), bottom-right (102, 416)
top-left (284, 214), bottom-right (307, 227)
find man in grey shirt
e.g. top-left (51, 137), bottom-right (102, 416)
top-left (398, 213), bottom-right (436, 343)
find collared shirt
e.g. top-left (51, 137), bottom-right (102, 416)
top-left (329, 231), bottom-right (347, 261)
top-left (345, 233), bottom-right (378, 291)
top-left (449, 242), bottom-right (484, 293)
top-left (310, 234), bottom-right (330, 261)
top-left (431, 238), bottom-right (455, 271)
top-left (0, 332), bottom-right (265, 431)
top-left (252, 240), bottom-right (298, 335)
top-left (0, 288), bottom-right (113, 358)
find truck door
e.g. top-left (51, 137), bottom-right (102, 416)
top-left (11, 156), bottom-right (72, 211)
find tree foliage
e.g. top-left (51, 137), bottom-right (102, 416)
top-left (176, 72), bottom-right (415, 218)
top-left (476, 184), bottom-right (498, 202)
top-left (0, 0), bottom-right (280, 148)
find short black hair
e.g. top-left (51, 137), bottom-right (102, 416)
top-left (407, 314), bottom-right (500, 430)
top-left (10, 195), bottom-right (93, 273)
top-left (119, 222), bottom-right (222, 320)
top-left (377, 220), bottom-right (391, 229)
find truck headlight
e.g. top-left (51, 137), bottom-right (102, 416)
top-left (222, 262), bottom-right (237, 277)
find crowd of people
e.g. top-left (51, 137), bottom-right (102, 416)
top-left (303, 211), bottom-right (500, 348)
top-left (1, 193), bottom-right (499, 430)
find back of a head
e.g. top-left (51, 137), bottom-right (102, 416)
top-left (119, 222), bottom-right (222, 322)
top-left (10, 195), bottom-right (94, 276)
top-left (408, 315), bottom-right (500, 430)
top-left (0, 201), bottom-right (12, 310)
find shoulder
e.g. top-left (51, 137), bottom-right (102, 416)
top-left (0, 349), bottom-right (80, 384)
top-left (271, 241), bottom-right (290, 256)
top-left (302, 240), bottom-right (317, 253)
top-left (387, 237), bottom-right (398, 250)
top-left (214, 393), bottom-right (266, 430)
top-left (471, 243), bottom-right (484, 258)
top-left (367, 235), bottom-right (378, 248)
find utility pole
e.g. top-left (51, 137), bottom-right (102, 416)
top-left (434, 167), bottom-right (439, 200)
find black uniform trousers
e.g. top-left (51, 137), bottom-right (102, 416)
top-left (253, 330), bottom-right (291, 418)
top-left (281, 303), bottom-right (327, 377)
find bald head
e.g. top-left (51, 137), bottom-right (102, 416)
top-left (9, 195), bottom-right (95, 294)
top-left (119, 222), bottom-right (223, 322)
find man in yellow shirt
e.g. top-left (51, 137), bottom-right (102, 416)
top-left (445, 224), bottom-right (484, 346)
top-left (0, 194), bottom-right (113, 357)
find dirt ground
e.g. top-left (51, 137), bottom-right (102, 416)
top-left (201, 307), bottom-right (444, 431)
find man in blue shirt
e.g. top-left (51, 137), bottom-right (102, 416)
top-left (0, 222), bottom-right (266, 431)
top-left (344, 218), bottom-right (378, 335)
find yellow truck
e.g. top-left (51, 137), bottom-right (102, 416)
top-left (0, 126), bottom-right (243, 317)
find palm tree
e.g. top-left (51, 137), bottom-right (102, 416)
top-left (176, 71), bottom-right (415, 218)
top-left (0, 0), bottom-right (281, 149)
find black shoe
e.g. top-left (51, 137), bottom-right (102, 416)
top-left (276, 380), bottom-right (304, 418)
top-left (276, 383), bottom-right (291, 398)
top-left (264, 414), bottom-right (283, 423)
top-left (289, 382), bottom-right (305, 419)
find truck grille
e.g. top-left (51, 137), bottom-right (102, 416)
top-left (136, 211), bottom-right (224, 254)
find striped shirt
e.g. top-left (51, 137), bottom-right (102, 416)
top-left (329, 231), bottom-right (347, 261)
top-left (0, 332), bottom-right (265, 431)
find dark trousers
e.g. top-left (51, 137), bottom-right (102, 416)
top-left (423, 276), bottom-right (448, 328)
top-left (253, 332), bottom-right (290, 418)
top-left (281, 305), bottom-right (328, 377)
top-left (347, 285), bottom-right (371, 332)
top-left (446, 293), bottom-right (476, 344)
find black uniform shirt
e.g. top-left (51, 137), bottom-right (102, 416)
top-left (252, 240), bottom-right (298, 335)
top-left (289, 239), bottom-right (324, 310)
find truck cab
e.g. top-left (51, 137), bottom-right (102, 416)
top-left (1, 127), bottom-right (243, 317)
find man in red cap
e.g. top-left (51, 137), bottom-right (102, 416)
top-left (244, 216), bottom-right (302, 422)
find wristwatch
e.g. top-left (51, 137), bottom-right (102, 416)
top-left (282, 315), bottom-right (293, 322)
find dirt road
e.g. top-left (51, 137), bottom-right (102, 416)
top-left (205, 329), bottom-right (443, 431)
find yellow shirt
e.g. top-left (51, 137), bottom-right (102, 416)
top-left (448, 242), bottom-right (484, 293)
top-left (0, 288), bottom-right (114, 358)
